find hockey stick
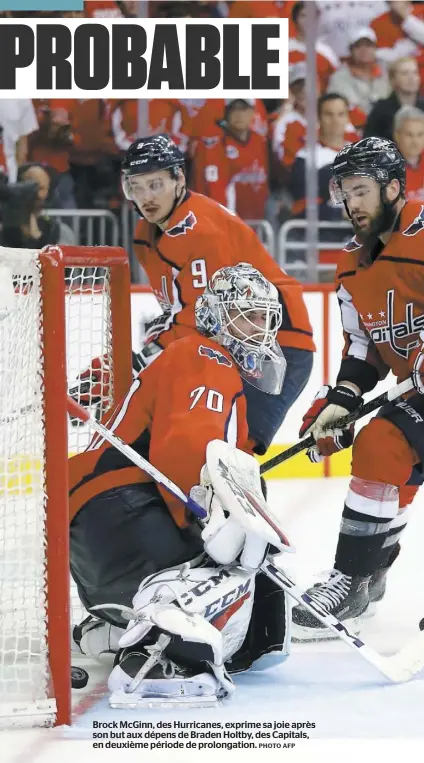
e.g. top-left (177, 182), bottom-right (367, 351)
top-left (260, 377), bottom-right (414, 475)
top-left (67, 396), bottom-right (424, 684)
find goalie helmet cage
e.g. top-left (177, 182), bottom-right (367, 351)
top-left (0, 245), bottom-right (132, 728)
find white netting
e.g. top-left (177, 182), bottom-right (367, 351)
top-left (0, 250), bottom-right (125, 726)
top-left (65, 266), bottom-right (114, 626)
top-left (0, 250), bottom-right (53, 726)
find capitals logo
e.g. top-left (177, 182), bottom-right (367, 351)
top-left (403, 205), bottom-right (424, 236)
top-left (367, 289), bottom-right (424, 358)
top-left (198, 345), bottom-right (233, 367)
top-left (166, 211), bottom-right (197, 237)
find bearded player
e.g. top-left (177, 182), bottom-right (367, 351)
top-left (292, 137), bottom-right (424, 639)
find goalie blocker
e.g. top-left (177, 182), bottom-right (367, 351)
top-left (69, 263), bottom-right (291, 705)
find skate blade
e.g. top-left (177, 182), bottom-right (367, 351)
top-left (109, 689), bottom-right (219, 709)
top-left (291, 616), bottom-right (363, 643)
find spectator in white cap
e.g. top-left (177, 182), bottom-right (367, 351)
top-left (327, 27), bottom-right (390, 117)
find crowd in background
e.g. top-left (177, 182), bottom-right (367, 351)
top-left (1, 1), bottom-right (424, 278)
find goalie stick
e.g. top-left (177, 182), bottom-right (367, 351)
top-left (67, 396), bottom-right (424, 685)
top-left (260, 377), bottom-right (414, 475)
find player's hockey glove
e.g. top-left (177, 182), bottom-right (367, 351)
top-left (132, 314), bottom-right (168, 372)
top-left (409, 331), bottom-right (424, 394)
top-left (190, 465), bottom-right (268, 571)
top-left (300, 384), bottom-right (363, 463)
top-left (68, 355), bottom-right (111, 426)
top-left (69, 355), bottom-right (111, 406)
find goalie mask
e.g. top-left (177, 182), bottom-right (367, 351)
top-left (195, 263), bottom-right (286, 395)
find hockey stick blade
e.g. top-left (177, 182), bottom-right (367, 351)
top-left (260, 377), bottom-right (414, 475)
top-left (262, 559), bottom-right (424, 683)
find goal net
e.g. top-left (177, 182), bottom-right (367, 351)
top-left (0, 245), bottom-right (132, 728)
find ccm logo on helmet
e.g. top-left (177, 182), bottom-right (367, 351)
top-left (166, 212), bottom-right (197, 237)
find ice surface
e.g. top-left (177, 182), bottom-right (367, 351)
top-left (3, 478), bottom-right (424, 762)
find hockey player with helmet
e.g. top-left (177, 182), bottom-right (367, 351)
top-left (292, 136), bottom-right (424, 640)
top-left (121, 133), bottom-right (314, 457)
top-left (70, 263), bottom-right (291, 705)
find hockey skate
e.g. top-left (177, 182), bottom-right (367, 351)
top-left (363, 543), bottom-right (401, 618)
top-left (291, 570), bottom-right (370, 641)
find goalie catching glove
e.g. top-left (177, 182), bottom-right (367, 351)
top-left (190, 464), bottom-right (269, 571)
top-left (300, 384), bottom-right (363, 463)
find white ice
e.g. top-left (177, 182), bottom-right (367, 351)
top-left (4, 477), bottom-right (424, 763)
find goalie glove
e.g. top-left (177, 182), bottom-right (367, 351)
top-left (300, 384), bottom-right (362, 463)
top-left (190, 465), bottom-right (268, 571)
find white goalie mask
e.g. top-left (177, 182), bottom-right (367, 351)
top-left (195, 263), bottom-right (286, 395)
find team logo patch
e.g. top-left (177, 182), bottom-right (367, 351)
top-left (403, 205), bottom-right (424, 236)
top-left (199, 345), bottom-right (232, 367)
top-left (343, 236), bottom-right (361, 252)
top-left (166, 211), bottom-right (197, 237)
top-left (203, 136), bottom-right (219, 149)
top-left (365, 288), bottom-right (423, 359)
top-left (225, 145), bottom-right (239, 159)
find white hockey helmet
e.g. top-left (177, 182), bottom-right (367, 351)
top-left (195, 263), bottom-right (286, 395)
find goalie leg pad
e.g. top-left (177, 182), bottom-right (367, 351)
top-left (121, 562), bottom-right (256, 662)
top-left (109, 562), bottom-right (255, 702)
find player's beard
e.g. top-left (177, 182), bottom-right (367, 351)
top-left (352, 201), bottom-right (398, 248)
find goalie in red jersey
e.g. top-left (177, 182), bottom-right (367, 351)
top-left (292, 137), bottom-right (424, 640)
top-left (70, 263), bottom-right (291, 706)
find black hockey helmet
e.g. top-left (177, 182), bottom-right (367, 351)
top-left (121, 134), bottom-right (186, 222)
top-left (121, 134), bottom-right (185, 184)
top-left (330, 137), bottom-right (406, 206)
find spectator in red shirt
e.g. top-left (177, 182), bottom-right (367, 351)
top-left (193, 99), bottom-right (269, 221)
top-left (371, 1), bottom-right (424, 64)
top-left (288, 93), bottom-right (356, 265)
top-left (290, 93), bottom-right (357, 220)
top-left (394, 104), bottom-right (424, 201)
top-left (289, 1), bottom-right (340, 92)
top-left (272, 63), bottom-right (309, 172)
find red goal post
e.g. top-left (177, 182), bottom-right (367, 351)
top-left (0, 245), bottom-right (132, 728)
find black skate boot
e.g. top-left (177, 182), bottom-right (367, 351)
top-left (365, 543), bottom-right (401, 618)
top-left (291, 570), bottom-right (370, 641)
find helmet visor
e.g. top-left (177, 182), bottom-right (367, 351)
top-left (329, 169), bottom-right (389, 206)
top-left (122, 172), bottom-right (173, 204)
